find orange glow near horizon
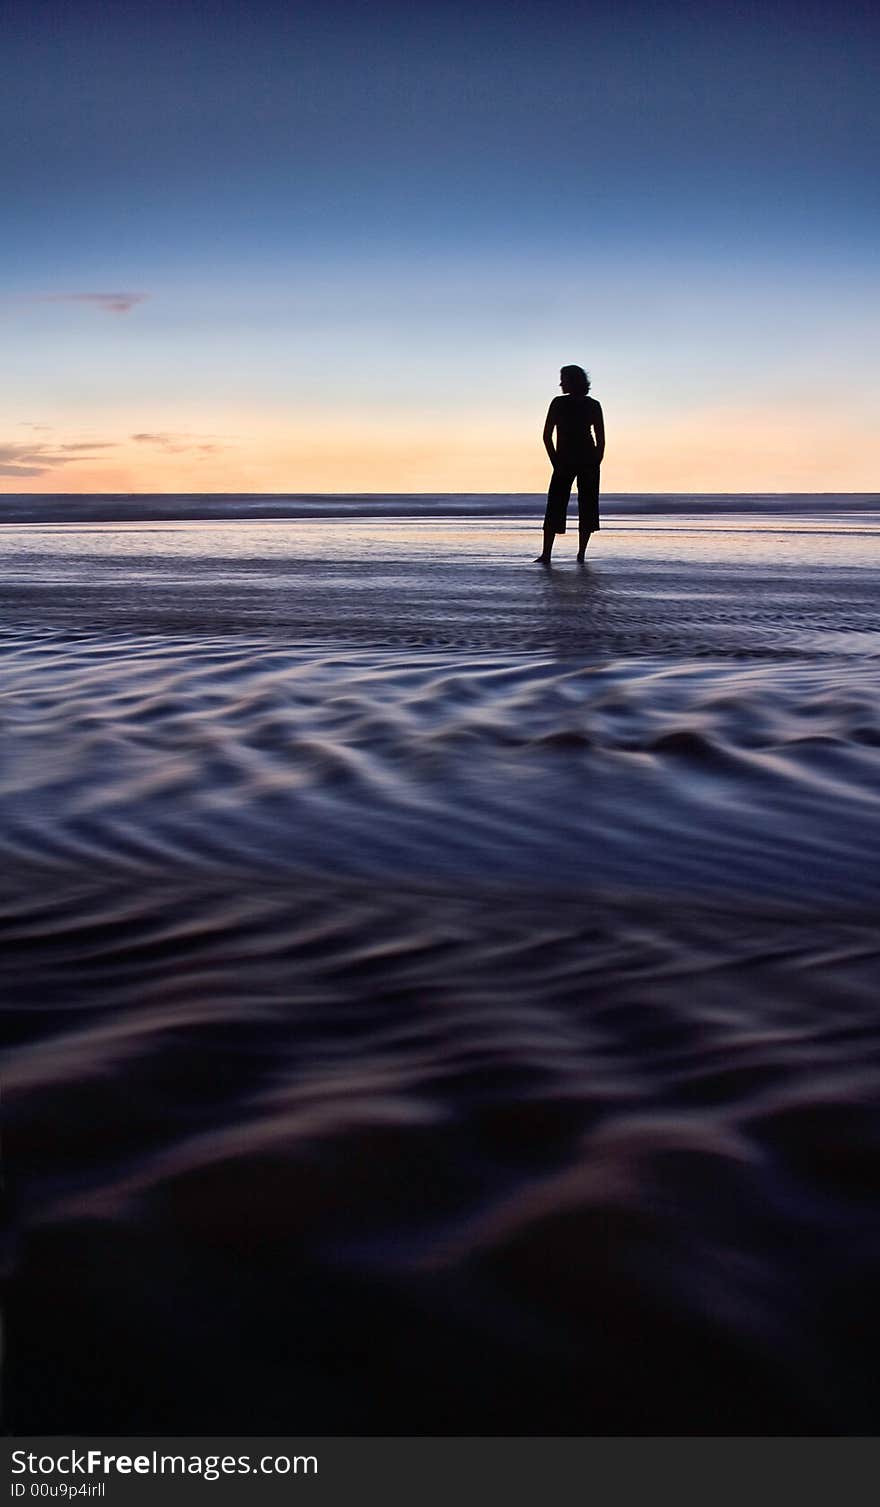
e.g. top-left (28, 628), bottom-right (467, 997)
top-left (3, 403), bottom-right (878, 495)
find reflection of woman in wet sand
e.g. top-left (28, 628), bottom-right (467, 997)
top-left (535, 365), bottom-right (605, 564)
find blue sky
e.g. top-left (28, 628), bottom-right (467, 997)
top-left (3, 0), bottom-right (878, 491)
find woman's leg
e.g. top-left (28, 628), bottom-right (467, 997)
top-left (576, 461), bottom-right (600, 561)
top-left (539, 465), bottom-right (574, 561)
top-left (535, 526), bottom-right (556, 563)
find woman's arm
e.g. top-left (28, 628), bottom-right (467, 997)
top-left (542, 403), bottom-right (557, 466)
top-left (592, 402), bottom-right (605, 465)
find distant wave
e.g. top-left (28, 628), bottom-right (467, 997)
top-left (2, 491), bottom-right (879, 524)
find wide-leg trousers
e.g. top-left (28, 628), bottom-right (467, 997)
top-left (543, 455), bottom-right (600, 535)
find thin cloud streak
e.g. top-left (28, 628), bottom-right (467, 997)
top-left (131, 432), bottom-right (225, 454)
top-left (0, 439), bottom-right (117, 477)
top-left (0, 431), bottom-right (227, 482)
top-left (36, 292), bottom-right (150, 315)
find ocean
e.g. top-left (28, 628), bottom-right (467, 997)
top-left (3, 494), bottom-right (879, 1433)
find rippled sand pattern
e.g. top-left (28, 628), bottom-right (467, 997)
top-left (4, 509), bottom-right (880, 1433)
top-left (0, 637), bottom-right (878, 901)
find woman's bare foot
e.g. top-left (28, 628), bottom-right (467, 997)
top-left (534, 555), bottom-right (551, 564)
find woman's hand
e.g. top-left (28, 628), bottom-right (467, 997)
top-left (593, 402), bottom-right (605, 466)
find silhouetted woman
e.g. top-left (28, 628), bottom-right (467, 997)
top-left (536, 365), bottom-right (605, 564)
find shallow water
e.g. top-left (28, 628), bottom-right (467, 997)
top-left (4, 505), bottom-right (880, 1432)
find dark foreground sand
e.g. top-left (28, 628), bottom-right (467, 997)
top-left (3, 505), bottom-right (880, 1432)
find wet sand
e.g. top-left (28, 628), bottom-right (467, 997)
top-left (3, 503), bottom-right (880, 1432)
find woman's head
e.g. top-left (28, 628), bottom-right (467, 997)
top-left (559, 365), bottom-right (590, 396)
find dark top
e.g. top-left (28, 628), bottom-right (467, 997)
top-left (548, 394), bottom-right (601, 457)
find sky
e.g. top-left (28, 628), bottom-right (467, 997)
top-left (2, 0), bottom-right (878, 493)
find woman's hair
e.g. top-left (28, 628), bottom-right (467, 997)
top-left (561, 364), bottom-right (590, 395)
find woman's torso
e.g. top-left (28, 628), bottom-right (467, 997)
top-left (553, 394), bottom-right (598, 455)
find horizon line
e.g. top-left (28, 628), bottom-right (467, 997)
top-left (2, 490), bottom-right (878, 500)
